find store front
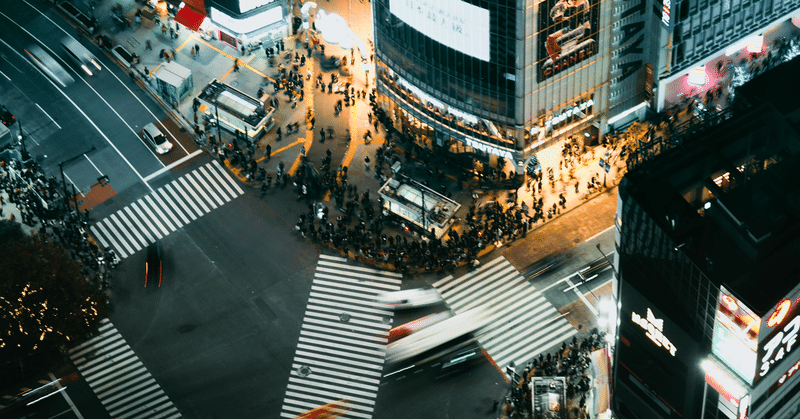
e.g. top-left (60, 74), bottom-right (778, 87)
top-left (198, 0), bottom-right (288, 53)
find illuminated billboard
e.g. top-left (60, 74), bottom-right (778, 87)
top-left (711, 287), bottom-right (760, 384)
top-left (537, 0), bottom-right (600, 81)
top-left (389, 0), bottom-right (491, 61)
top-left (756, 284), bottom-right (800, 381)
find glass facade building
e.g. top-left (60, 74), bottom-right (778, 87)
top-left (373, 0), bottom-right (612, 173)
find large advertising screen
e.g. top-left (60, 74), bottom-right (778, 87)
top-left (537, 0), bottom-right (600, 82)
top-left (389, 0), bottom-right (491, 62)
top-left (711, 287), bottom-right (760, 384)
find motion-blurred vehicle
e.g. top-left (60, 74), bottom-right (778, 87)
top-left (523, 252), bottom-right (569, 280)
top-left (375, 288), bottom-right (443, 310)
top-left (61, 36), bottom-right (101, 76)
top-left (439, 340), bottom-right (484, 372)
top-left (145, 241), bottom-right (163, 287)
top-left (1, 105), bottom-right (14, 126)
top-left (387, 311), bottom-right (453, 343)
top-left (24, 44), bottom-right (74, 88)
top-left (142, 123), bottom-right (172, 154)
top-left (385, 306), bottom-right (490, 366)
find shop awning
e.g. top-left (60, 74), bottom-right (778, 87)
top-left (174, 6), bottom-right (206, 32)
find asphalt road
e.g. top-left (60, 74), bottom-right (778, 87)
top-left (1, 1), bottom-right (622, 418)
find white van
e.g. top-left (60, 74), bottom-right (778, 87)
top-left (61, 37), bottom-right (101, 76)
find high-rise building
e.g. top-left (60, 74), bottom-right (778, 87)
top-left (607, 0), bottom-right (800, 130)
top-left (611, 58), bottom-right (800, 419)
top-left (372, 0), bottom-right (613, 174)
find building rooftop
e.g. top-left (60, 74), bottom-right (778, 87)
top-left (622, 58), bottom-right (800, 314)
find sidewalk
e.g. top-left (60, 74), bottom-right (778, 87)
top-left (78, 0), bottom-right (625, 270)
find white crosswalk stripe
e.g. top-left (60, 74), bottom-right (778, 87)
top-left (432, 256), bottom-right (577, 370)
top-left (68, 319), bottom-right (182, 419)
top-left (90, 163), bottom-right (243, 259)
top-left (281, 254), bottom-right (402, 419)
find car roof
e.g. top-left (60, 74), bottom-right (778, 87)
top-left (143, 123), bottom-right (161, 136)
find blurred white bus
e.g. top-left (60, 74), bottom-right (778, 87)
top-left (375, 287), bottom-right (442, 310)
top-left (387, 310), bottom-right (453, 343)
top-left (385, 306), bottom-right (490, 365)
top-left (25, 45), bottom-right (74, 88)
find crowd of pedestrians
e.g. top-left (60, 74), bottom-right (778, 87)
top-left (1, 149), bottom-right (117, 291)
top-left (499, 329), bottom-right (607, 419)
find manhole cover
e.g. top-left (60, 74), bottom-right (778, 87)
top-left (339, 312), bottom-right (351, 322)
top-left (296, 365), bottom-right (312, 377)
top-left (230, 80), bottom-right (239, 87)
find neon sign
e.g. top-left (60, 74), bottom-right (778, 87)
top-left (768, 299), bottom-right (791, 327)
top-left (759, 314), bottom-right (800, 378)
top-left (722, 294), bottom-right (739, 311)
top-left (631, 308), bottom-right (677, 356)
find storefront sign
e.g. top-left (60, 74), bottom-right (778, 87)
top-left (712, 287), bottom-right (760, 383)
top-left (631, 308), bottom-right (677, 356)
top-left (464, 138), bottom-right (513, 160)
top-left (703, 361), bottom-right (745, 407)
top-left (544, 99), bottom-right (594, 131)
top-left (757, 285), bottom-right (800, 381)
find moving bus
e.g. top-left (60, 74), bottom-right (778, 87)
top-left (385, 306), bottom-right (490, 366)
top-left (24, 45), bottom-right (74, 88)
top-left (61, 36), bottom-right (101, 76)
top-left (387, 310), bottom-right (453, 343)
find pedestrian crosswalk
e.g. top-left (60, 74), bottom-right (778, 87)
top-left (433, 256), bottom-right (577, 370)
top-left (280, 254), bottom-right (402, 419)
top-left (90, 161), bottom-right (243, 259)
top-left (68, 318), bottom-right (181, 419)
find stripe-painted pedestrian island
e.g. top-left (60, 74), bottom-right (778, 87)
top-left (280, 254), bottom-right (402, 419)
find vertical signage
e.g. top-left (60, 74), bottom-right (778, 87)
top-left (757, 285), bottom-right (800, 382)
top-left (661, 0), bottom-right (672, 28)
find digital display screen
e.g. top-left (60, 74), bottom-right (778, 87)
top-left (711, 287), bottom-right (759, 384)
top-left (537, 0), bottom-right (600, 81)
top-left (389, 0), bottom-right (490, 62)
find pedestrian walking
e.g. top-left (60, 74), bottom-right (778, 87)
top-left (364, 156), bottom-right (370, 171)
top-left (195, 44), bottom-right (200, 55)
top-left (266, 144), bottom-right (272, 160)
top-left (279, 39), bottom-right (285, 51)
top-left (161, 23), bottom-right (167, 35)
top-left (257, 87), bottom-right (264, 98)
top-left (171, 48), bottom-right (176, 60)
top-left (320, 127), bottom-right (326, 142)
top-left (145, 40), bottom-right (152, 50)
top-left (310, 117), bottom-right (316, 129)
top-left (233, 59), bottom-right (240, 72)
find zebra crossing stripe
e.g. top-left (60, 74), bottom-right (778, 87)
top-left (198, 164), bottom-right (235, 200)
top-left (146, 193), bottom-right (182, 229)
top-left (144, 195), bottom-right (179, 232)
top-left (113, 211), bottom-right (148, 249)
top-left (164, 182), bottom-right (202, 219)
top-left (189, 171), bottom-right (226, 206)
top-left (129, 201), bottom-right (164, 239)
top-left (178, 177), bottom-right (211, 213)
top-left (106, 214), bottom-right (142, 252)
top-left (89, 225), bottom-right (110, 249)
top-left (183, 174), bottom-right (217, 210)
top-left (101, 219), bottom-right (135, 256)
top-left (124, 206), bottom-right (156, 244)
top-left (282, 257), bottom-right (400, 419)
top-left (91, 221), bottom-right (124, 258)
top-left (136, 198), bottom-right (170, 236)
top-left (212, 160), bottom-right (244, 194)
top-left (70, 320), bottom-right (181, 418)
top-left (156, 188), bottom-right (192, 224)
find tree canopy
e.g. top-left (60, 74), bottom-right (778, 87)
top-left (0, 219), bottom-right (107, 359)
